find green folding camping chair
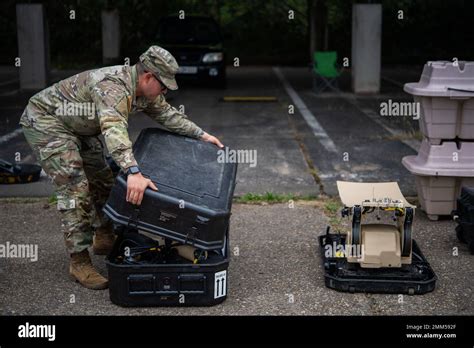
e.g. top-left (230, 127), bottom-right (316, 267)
top-left (313, 51), bottom-right (342, 93)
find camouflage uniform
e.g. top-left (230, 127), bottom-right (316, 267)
top-left (20, 46), bottom-right (204, 254)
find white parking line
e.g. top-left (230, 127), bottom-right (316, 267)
top-left (0, 127), bottom-right (23, 145)
top-left (273, 67), bottom-right (338, 153)
top-left (301, 71), bottom-right (420, 153)
top-left (347, 99), bottom-right (420, 152)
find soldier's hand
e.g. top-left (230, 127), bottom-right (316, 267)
top-left (201, 132), bottom-right (224, 148)
top-left (126, 172), bottom-right (158, 205)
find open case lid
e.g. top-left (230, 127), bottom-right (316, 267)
top-left (133, 128), bottom-right (237, 211)
top-left (337, 181), bottom-right (415, 208)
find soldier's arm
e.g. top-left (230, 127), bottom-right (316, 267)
top-left (91, 80), bottom-right (137, 171)
top-left (143, 95), bottom-right (204, 138)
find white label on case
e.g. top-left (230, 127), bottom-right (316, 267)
top-left (214, 270), bottom-right (227, 299)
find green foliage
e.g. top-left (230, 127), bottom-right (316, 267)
top-left (323, 198), bottom-right (344, 230)
top-left (48, 193), bottom-right (57, 204)
top-left (324, 200), bottom-right (340, 214)
top-left (1, 0), bottom-right (472, 67)
top-left (0, 0), bottom-right (311, 67)
top-left (235, 192), bottom-right (317, 204)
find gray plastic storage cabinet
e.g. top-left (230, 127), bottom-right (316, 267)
top-left (403, 61), bottom-right (474, 220)
top-left (404, 61), bottom-right (474, 145)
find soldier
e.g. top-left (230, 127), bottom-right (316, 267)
top-left (19, 46), bottom-right (224, 290)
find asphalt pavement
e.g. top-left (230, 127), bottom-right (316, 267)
top-left (1, 65), bottom-right (423, 197)
top-left (0, 199), bottom-right (472, 315)
top-left (0, 65), bottom-right (472, 315)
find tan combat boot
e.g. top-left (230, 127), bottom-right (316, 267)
top-left (69, 249), bottom-right (108, 290)
top-left (92, 227), bottom-right (116, 255)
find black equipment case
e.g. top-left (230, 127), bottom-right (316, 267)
top-left (104, 128), bottom-right (237, 307)
top-left (106, 227), bottom-right (230, 307)
top-left (452, 186), bottom-right (474, 254)
top-left (104, 128), bottom-right (238, 251)
top-left (0, 159), bottom-right (41, 184)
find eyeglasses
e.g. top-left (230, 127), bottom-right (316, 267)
top-left (155, 76), bottom-right (168, 93)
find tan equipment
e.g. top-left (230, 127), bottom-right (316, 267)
top-left (337, 181), bottom-right (415, 268)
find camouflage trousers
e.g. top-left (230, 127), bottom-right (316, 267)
top-left (21, 115), bottom-right (115, 254)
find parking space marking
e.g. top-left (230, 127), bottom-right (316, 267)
top-left (273, 67), bottom-right (338, 154)
top-left (346, 98), bottom-right (420, 152)
top-left (303, 72), bottom-right (420, 153)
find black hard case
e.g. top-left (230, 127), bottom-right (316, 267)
top-left (106, 228), bottom-right (230, 307)
top-left (104, 128), bottom-right (238, 250)
top-left (453, 186), bottom-right (474, 254)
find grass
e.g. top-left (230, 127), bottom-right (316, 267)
top-left (0, 194), bottom-right (59, 206)
top-left (0, 197), bottom-right (48, 204)
top-left (234, 192), bottom-right (348, 232)
top-left (384, 130), bottom-right (423, 142)
top-left (3, 191), bottom-right (350, 233)
top-left (324, 200), bottom-right (340, 214)
top-left (323, 199), bottom-right (346, 231)
top-left (4, 192), bottom-right (351, 227)
top-left (48, 193), bottom-right (57, 204)
top-left (234, 192), bottom-right (318, 204)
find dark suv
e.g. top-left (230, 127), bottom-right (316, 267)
top-left (157, 15), bottom-right (226, 88)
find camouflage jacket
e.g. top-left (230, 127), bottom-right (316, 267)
top-left (20, 65), bottom-right (204, 170)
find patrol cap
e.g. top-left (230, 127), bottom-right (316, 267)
top-left (139, 46), bottom-right (179, 90)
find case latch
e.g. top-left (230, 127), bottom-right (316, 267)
top-left (127, 207), bottom-right (141, 231)
top-left (184, 226), bottom-right (198, 246)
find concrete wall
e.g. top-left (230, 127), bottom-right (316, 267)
top-left (102, 9), bottom-right (121, 64)
top-left (351, 4), bottom-right (382, 94)
top-left (16, 4), bottom-right (49, 89)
